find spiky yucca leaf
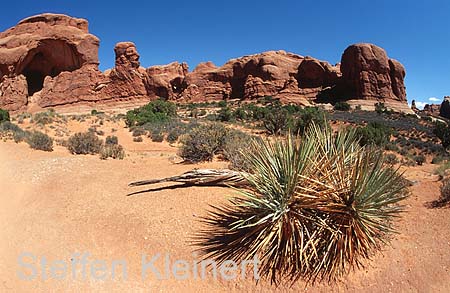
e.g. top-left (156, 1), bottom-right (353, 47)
top-left (195, 123), bottom-right (408, 284)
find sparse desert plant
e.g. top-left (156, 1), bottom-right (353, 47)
top-left (166, 129), bottom-right (180, 144)
top-left (179, 123), bottom-right (228, 162)
top-left (150, 130), bottom-right (164, 142)
top-left (333, 101), bottom-right (351, 111)
top-left (438, 178), bottom-right (450, 206)
top-left (105, 135), bottom-right (119, 145)
top-left (195, 124), bottom-right (408, 284)
top-left (26, 131), bottom-right (53, 152)
top-left (414, 154), bottom-right (426, 165)
top-left (132, 127), bottom-right (147, 137)
top-left (431, 155), bottom-right (446, 164)
top-left (0, 108), bottom-right (10, 123)
top-left (133, 136), bottom-right (143, 142)
top-left (67, 132), bottom-right (103, 155)
top-left (31, 110), bottom-right (56, 125)
top-left (100, 144), bottom-right (125, 160)
top-left (222, 130), bottom-right (254, 171)
top-left (217, 106), bottom-right (235, 122)
top-left (385, 153), bottom-right (399, 165)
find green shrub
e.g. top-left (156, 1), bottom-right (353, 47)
top-left (100, 144), bottom-right (125, 160)
top-left (434, 121), bottom-right (450, 149)
top-left (26, 131), bottom-right (53, 151)
top-left (414, 154), bottom-right (426, 166)
top-left (293, 107), bottom-right (328, 135)
top-left (263, 107), bottom-right (290, 135)
top-left (218, 100), bottom-right (227, 108)
top-left (0, 109), bottom-right (10, 123)
top-left (217, 106), bottom-right (235, 122)
top-left (355, 122), bottom-right (392, 147)
top-left (179, 123), bottom-right (228, 162)
top-left (333, 102), bottom-right (351, 111)
top-left (431, 156), bottom-right (446, 164)
top-left (67, 132), bottom-right (103, 155)
top-left (125, 99), bottom-right (177, 127)
top-left (375, 102), bottom-right (388, 114)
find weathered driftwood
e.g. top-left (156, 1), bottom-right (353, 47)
top-left (129, 169), bottom-right (249, 188)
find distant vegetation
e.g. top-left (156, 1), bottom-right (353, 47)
top-left (125, 99), bottom-right (177, 127)
top-left (0, 108), bottom-right (10, 123)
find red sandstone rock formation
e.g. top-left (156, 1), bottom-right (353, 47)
top-left (341, 43), bottom-right (406, 102)
top-left (0, 13), bottom-right (101, 110)
top-left (0, 14), bottom-right (411, 113)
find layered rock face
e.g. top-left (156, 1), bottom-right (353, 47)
top-left (340, 44), bottom-right (406, 101)
top-left (0, 14), bottom-right (410, 113)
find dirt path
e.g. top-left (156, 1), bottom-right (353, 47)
top-left (1, 141), bottom-right (449, 292)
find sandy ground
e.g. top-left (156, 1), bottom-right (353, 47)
top-left (1, 123), bottom-right (450, 292)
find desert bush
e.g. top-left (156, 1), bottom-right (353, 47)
top-left (263, 107), bottom-right (290, 135)
top-left (385, 153), bottom-right (399, 165)
top-left (179, 123), bottom-right (228, 162)
top-left (293, 107), bottom-right (328, 135)
top-left (431, 156), bottom-right (446, 164)
top-left (355, 122), bottom-right (392, 147)
top-left (150, 130), bottom-right (164, 142)
top-left (0, 109), bottom-right (10, 123)
top-left (105, 135), bottom-right (119, 145)
top-left (385, 142), bottom-right (400, 152)
top-left (333, 101), bottom-right (351, 111)
top-left (217, 100), bottom-right (227, 108)
top-left (131, 127), bottom-right (147, 137)
top-left (26, 131), bottom-right (53, 152)
top-left (217, 106), bottom-right (235, 122)
top-left (31, 110), bottom-right (56, 125)
top-left (414, 154), bottom-right (426, 165)
top-left (167, 129), bottom-right (181, 144)
top-left (196, 124), bottom-right (408, 283)
top-left (0, 121), bottom-right (29, 143)
top-left (222, 130), bottom-right (254, 171)
top-left (133, 136), bottom-right (143, 142)
top-left (67, 132), bottom-right (103, 155)
top-left (125, 99), bottom-right (177, 127)
top-left (100, 144), bottom-right (125, 160)
top-left (434, 121), bottom-right (450, 149)
top-left (439, 179), bottom-right (450, 205)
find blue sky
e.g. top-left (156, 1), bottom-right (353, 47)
top-left (1, 0), bottom-right (449, 106)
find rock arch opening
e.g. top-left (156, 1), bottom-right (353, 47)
top-left (17, 40), bottom-right (84, 95)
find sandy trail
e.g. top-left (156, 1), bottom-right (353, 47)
top-left (0, 141), bottom-right (449, 292)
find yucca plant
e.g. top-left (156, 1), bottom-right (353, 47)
top-left (195, 123), bottom-right (408, 284)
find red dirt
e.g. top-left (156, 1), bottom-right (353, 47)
top-left (0, 127), bottom-right (449, 292)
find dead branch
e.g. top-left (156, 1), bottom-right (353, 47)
top-left (129, 169), bottom-right (249, 188)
